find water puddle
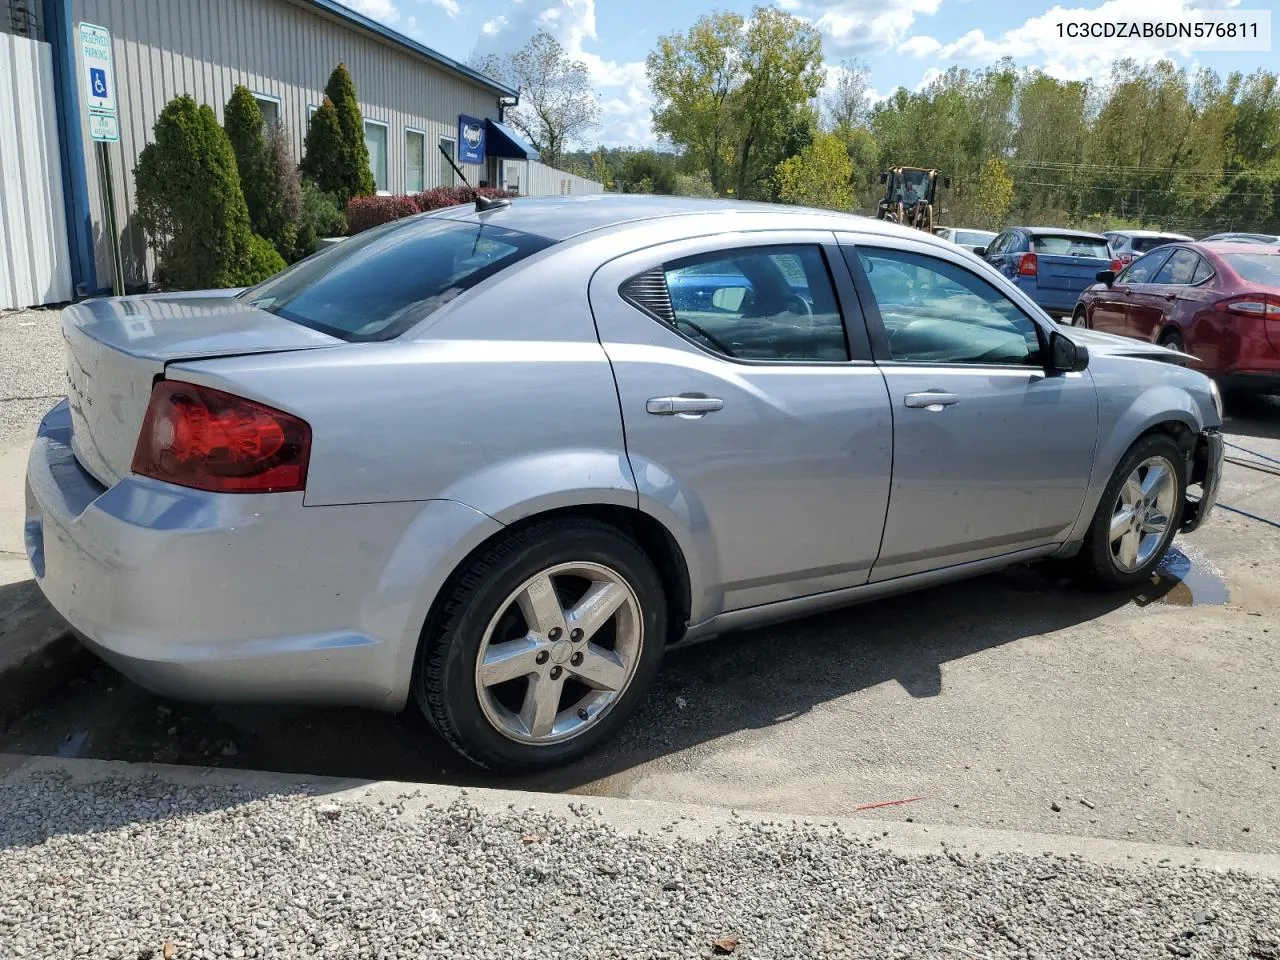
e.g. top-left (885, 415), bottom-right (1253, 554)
top-left (1132, 547), bottom-right (1229, 608)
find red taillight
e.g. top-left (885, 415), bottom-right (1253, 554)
top-left (1017, 252), bottom-right (1038, 276)
top-left (1214, 295), bottom-right (1280, 319)
top-left (1110, 258), bottom-right (1124, 273)
top-left (131, 380), bottom-right (311, 494)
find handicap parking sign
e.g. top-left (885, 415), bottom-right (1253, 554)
top-left (78, 23), bottom-right (116, 113)
top-left (89, 67), bottom-right (108, 99)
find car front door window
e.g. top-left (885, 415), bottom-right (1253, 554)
top-left (1117, 249), bottom-right (1174, 285)
top-left (1152, 248), bottom-right (1198, 285)
top-left (856, 249), bottom-right (1041, 366)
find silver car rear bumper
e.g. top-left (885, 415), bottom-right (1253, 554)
top-left (24, 401), bottom-right (501, 711)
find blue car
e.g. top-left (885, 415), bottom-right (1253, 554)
top-left (982, 227), bottom-right (1116, 318)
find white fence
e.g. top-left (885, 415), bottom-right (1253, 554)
top-left (0, 32), bottom-right (72, 309)
top-left (503, 159), bottom-right (603, 198)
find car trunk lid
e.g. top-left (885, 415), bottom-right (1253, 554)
top-left (63, 291), bottom-right (341, 486)
top-left (1034, 254), bottom-right (1114, 293)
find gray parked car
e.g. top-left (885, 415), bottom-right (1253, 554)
top-left (26, 196), bottom-right (1224, 772)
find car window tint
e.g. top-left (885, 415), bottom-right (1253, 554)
top-left (1223, 252), bottom-right (1280, 286)
top-left (1030, 235), bottom-right (1110, 258)
top-left (240, 219), bottom-right (554, 341)
top-left (1118, 248), bottom-right (1174, 284)
top-left (638, 246), bottom-right (849, 362)
top-left (1131, 236), bottom-right (1176, 254)
top-left (857, 248), bottom-right (1041, 366)
top-left (956, 230), bottom-right (995, 247)
top-left (1191, 257), bottom-right (1214, 284)
top-left (1152, 248), bottom-right (1199, 285)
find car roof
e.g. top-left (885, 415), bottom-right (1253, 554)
top-left (428, 193), bottom-right (943, 245)
top-left (1110, 229), bottom-right (1193, 239)
top-left (1018, 226), bottom-right (1109, 240)
top-left (1200, 241), bottom-right (1280, 254)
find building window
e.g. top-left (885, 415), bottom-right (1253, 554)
top-left (364, 120), bottom-right (389, 193)
top-left (253, 93), bottom-right (281, 128)
top-left (405, 129), bottom-right (425, 193)
top-left (439, 136), bottom-right (456, 187)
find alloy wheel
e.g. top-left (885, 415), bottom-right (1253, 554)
top-left (1109, 455), bottom-right (1178, 572)
top-left (473, 561), bottom-right (643, 745)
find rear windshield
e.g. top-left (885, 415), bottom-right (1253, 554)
top-left (1131, 236), bottom-right (1178, 254)
top-left (955, 231), bottom-right (995, 246)
top-left (1031, 235), bottom-right (1110, 258)
top-left (239, 217), bottom-right (554, 341)
top-left (1223, 252), bottom-right (1280, 287)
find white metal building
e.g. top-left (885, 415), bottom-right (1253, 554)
top-left (0, 0), bottom-right (600, 307)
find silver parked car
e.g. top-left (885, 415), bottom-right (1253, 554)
top-left (933, 226), bottom-right (997, 254)
top-left (27, 196), bottom-right (1225, 772)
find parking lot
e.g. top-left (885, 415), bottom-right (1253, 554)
top-left (2, 306), bottom-right (1278, 856)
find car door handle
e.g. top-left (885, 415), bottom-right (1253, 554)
top-left (904, 391), bottom-right (960, 409)
top-left (647, 396), bottom-right (724, 416)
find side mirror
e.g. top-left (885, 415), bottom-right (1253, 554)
top-left (1096, 269), bottom-right (1116, 286)
top-left (711, 286), bottom-right (747, 311)
top-left (973, 246), bottom-right (987, 257)
top-left (1049, 331), bottom-right (1089, 373)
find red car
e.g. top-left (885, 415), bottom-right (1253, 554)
top-left (1072, 241), bottom-right (1280, 394)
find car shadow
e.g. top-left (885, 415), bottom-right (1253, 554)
top-left (0, 549), bottom-right (1217, 837)
top-left (1222, 392), bottom-right (1280, 442)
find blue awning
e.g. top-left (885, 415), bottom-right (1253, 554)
top-left (485, 120), bottom-right (540, 161)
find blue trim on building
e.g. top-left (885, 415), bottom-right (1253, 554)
top-left (41, 0), bottom-right (97, 298)
top-left (302, 0), bottom-right (517, 100)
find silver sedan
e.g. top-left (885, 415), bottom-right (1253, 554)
top-left (26, 196), bottom-right (1224, 772)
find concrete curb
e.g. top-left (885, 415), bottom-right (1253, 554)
top-left (5, 752), bottom-right (1280, 879)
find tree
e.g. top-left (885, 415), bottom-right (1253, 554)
top-left (134, 95), bottom-right (285, 289)
top-left (963, 156), bottom-right (1014, 228)
top-left (647, 8), bottom-right (823, 198)
top-left (775, 132), bottom-right (854, 210)
top-left (224, 87), bottom-right (271, 232)
top-left (824, 58), bottom-right (870, 130)
top-left (262, 121), bottom-right (304, 260)
top-left (301, 64), bottom-right (374, 201)
top-left (474, 32), bottom-right (598, 170)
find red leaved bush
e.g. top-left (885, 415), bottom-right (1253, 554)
top-left (345, 187), bottom-right (516, 235)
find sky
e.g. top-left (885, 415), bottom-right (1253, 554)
top-left (337, 0), bottom-right (1276, 148)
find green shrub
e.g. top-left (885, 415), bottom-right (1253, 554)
top-left (294, 181), bottom-right (347, 257)
top-left (134, 94), bottom-right (281, 289)
top-left (224, 87), bottom-right (271, 232)
top-left (301, 63), bottom-right (374, 202)
top-left (262, 121), bottom-right (304, 260)
top-left (233, 233), bottom-right (287, 285)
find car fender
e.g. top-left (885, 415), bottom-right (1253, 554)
top-left (1063, 378), bottom-right (1208, 546)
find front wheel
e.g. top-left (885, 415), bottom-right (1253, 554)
top-left (414, 518), bottom-right (666, 772)
top-left (1078, 434), bottom-right (1186, 589)
top-left (1070, 306), bottom-right (1087, 327)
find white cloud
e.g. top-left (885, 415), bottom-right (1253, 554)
top-left (336, 0), bottom-right (400, 23)
top-left (789, 0), bottom-right (943, 54)
top-left (426, 0), bottom-right (460, 17)
top-left (933, 0), bottom-right (1254, 81)
top-left (897, 34), bottom-right (942, 57)
top-left (472, 1), bottom-right (657, 147)
top-left (914, 66), bottom-right (943, 91)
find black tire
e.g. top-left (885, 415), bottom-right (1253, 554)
top-left (413, 517), bottom-right (666, 773)
top-left (1159, 329), bottom-right (1184, 352)
top-left (1078, 433), bottom-right (1186, 590)
top-left (1071, 305), bottom-right (1087, 327)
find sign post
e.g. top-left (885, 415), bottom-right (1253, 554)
top-left (79, 22), bottom-right (124, 296)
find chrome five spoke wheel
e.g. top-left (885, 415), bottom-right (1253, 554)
top-left (474, 561), bottom-right (643, 745)
top-left (1109, 455), bottom-right (1177, 572)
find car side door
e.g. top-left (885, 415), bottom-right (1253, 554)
top-left (1091, 248), bottom-right (1170, 335)
top-left (588, 231), bottom-right (894, 621)
top-left (1129, 247), bottom-right (1198, 341)
top-left (839, 235), bottom-right (1099, 580)
top-left (1114, 247), bottom-right (1177, 339)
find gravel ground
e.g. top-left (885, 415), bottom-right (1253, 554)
top-left (0, 308), bottom-right (63, 446)
top-left (1, 771), bottom-right (1278, 960)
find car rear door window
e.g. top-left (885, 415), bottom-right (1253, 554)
top-left (855, 248), bottom-right (1041, 366)
top-left (623, 246), bottom-right (850, 362)
top-left (1152, 248), bottom-right (1199, 285)
top-left (1191, 257), bottom-right (1214, 284)
top-left (1118, 248), bottom-right (1174, 285)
